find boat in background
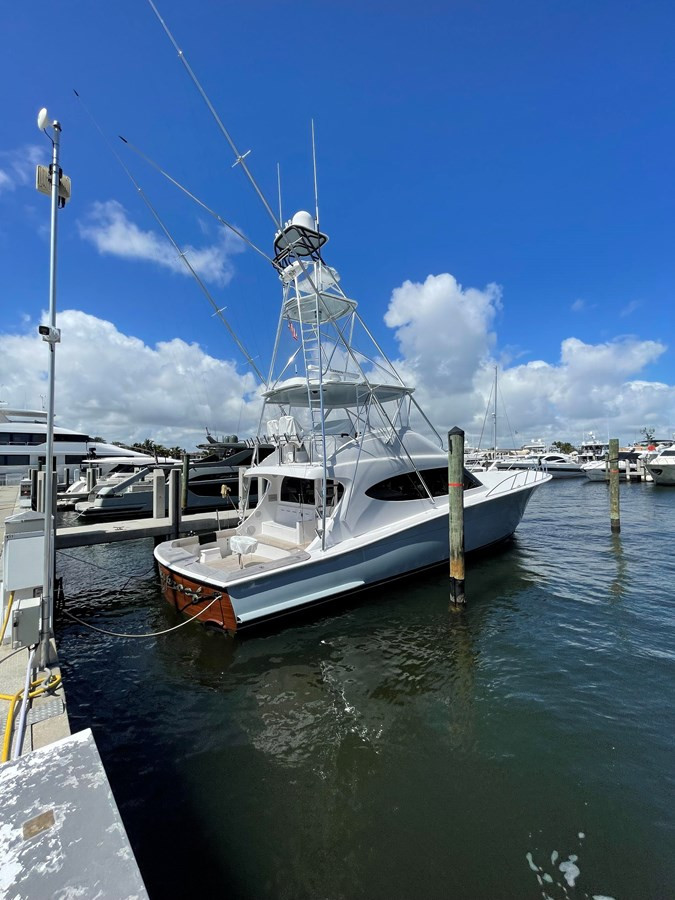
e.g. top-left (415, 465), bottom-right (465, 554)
top-left (0, 407), bottom-right (149, 485)
top-left (495, 451), bottom-right (584, 478)
top-left (581, 450), bottom-right (644, 482)
top-left (645, 444), bottom-right (675, 485)
top-left (74, 439), bottom-right (273, 520)
top-left (155, 210), bottom-right (551, 633)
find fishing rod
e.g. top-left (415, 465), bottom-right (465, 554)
top-left (118, 135), bottom-right (273, 265)
top-left (73, 89), bottom-right (267, 386)
top-left (146, 0), bottom-right (280, 229)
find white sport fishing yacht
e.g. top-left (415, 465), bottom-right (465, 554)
top-left (154, 211), bottom-right (551, 632)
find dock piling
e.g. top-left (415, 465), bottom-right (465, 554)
top-left (609, 438), bottom-right (620, 533)
top-left (448, 426), bottom-right (466, 606)
top-left (168, 468), bottom-right (181, 538)
top-left (152, 470), bottom-right (166, 520)
top-left (181, 454), bottom-right (189, 511)
top-left (37, 471), bottom-right (46, 513)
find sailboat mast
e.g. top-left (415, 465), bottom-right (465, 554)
top-left (493, 365), bottom-right (498, 460)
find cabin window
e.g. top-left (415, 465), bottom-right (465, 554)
top-left (66, 455), bottom-right (84, 464)
top-left (0, 455), bottom-right (31, 466)
top-left (365, 467), bottom-right (481, 501)
top-left (280, 477), bottom-right (315, 504)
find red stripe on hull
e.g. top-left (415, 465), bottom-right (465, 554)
top-left (158, 564), bottom-right (237, 632)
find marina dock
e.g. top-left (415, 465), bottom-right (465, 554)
top-left (55, 508), bottom-right (239, 548)
top-left (0, 484), bottom-right (148, 897)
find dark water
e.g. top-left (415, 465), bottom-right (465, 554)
top-left (55, 480), bottom-right (675, 899)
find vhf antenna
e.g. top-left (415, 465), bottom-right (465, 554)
top-left (146, 0), bottom-right (280, 229)
top-left (311, 119), bottom-right (320, 231)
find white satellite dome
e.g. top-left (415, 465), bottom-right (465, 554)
top-left (291, 210), bottom-right (316, 231)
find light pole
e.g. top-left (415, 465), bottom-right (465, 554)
top-left (36, 107), bottom-right (66, 670)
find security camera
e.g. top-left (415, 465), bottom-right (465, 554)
top-left (38, 325), bottom-right (61, 343)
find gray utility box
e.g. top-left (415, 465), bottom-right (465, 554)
top-left (2, 511), bottom-right (45, 648)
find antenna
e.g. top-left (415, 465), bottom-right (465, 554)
top-left (311, 119), bottom-right (320, 230)
top-left (277, 163), bottom-right (283, 226)
top-left (146, 0), bottom-right (280, 228)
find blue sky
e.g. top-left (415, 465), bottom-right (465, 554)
top-left (2, 0), bottom-right (674, 448)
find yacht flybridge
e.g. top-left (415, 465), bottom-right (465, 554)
top-left (153, 212), bottom-right (551, 631)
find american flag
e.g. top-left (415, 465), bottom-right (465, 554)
top-left (288, 321), bottom-right (298, 341)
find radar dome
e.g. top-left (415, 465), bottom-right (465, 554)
top-left (291, 210), bottom-right (316, 230)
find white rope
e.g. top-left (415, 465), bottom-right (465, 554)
top-left (62, 592), bottom-right (224, 639)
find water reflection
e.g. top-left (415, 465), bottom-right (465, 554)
top-left (609, 531), bottom-right (627, 600)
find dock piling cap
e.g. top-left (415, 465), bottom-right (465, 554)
top-left (448, 426), bottom-right (465, 437)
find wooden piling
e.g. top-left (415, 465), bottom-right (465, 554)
top-left (181, 454), bottom-right (189, 511)
top-left (86, 466), bottom-right (95, 494)
top-left (609, 438), bottom-right (620, 533)
top-left (448, 426), bottom-right (466, 606)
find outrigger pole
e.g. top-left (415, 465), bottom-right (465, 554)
top-left (146, 0), bottom-right (280, 229)
top-left (73, 90), bottom-right (267, 387)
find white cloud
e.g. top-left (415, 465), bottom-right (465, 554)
top-left (77, 200), bottom-right (244, 286)
top-left (571, 298), bottom-right (585, 312)
top-left (0, 145), bottom-right (43, 194)
top-left (620, 299), bottom-right (641, 317)
top-left (383, 274), bottom-right (675, 445)
top-left (0, 310), bottom-right (262, 450)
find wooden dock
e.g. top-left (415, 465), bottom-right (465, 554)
top-left (55, 509), bottom-right (239, 549)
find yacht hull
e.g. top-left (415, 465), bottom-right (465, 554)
top-left (645, 464), bottom-right (675, 486)
top-left (156, 481), bottom-right (541, 632)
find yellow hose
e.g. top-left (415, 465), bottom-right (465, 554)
top-left (1, 673), bottom-right (62, 763)
top-left (0, 592), bottom-right (14, 644)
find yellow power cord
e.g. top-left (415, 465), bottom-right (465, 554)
top-left (1, 672), bottom-right (62, 763)
top-left (0, 591), bottom-right (14, 644)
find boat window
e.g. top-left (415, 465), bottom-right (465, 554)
top-left (365, 467), bottom-right (481, 501)
top-left (66, 455), bottom-right (84, 464)
top-left (0, 433), bottom-right (45, 446)
top-left (0, 455), bottom-right (31, 466)
top-left (280, 477), bottom-right (315, 504)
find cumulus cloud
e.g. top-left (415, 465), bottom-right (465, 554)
top-left (0, 144), bottom-right (43, 193)
top-left (77, 200), bottom-right (244, 286)
top-left (0, 310), bottom-right (263, 449)
top-left (383, 274), bottom-right (675, 445)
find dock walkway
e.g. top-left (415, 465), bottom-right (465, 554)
top-left (0, 485), bottom-right (148, 895)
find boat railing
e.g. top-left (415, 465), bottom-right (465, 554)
top-left (483, 468), bottom-right (548, 498)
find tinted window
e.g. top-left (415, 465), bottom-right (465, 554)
top-left (280, 477), bottom-right (315, 504)
top-left (365, 467), bottom-right (481, 501)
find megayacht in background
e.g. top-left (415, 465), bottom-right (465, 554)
top-left (0, 406), bottom-right (149, 486)
top-left (154, 210), bottom-right (551, 632)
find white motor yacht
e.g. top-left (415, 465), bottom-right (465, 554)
top-left (495, 451), bottom-right (584, 478)
top-left (581, 451), bottom-right (643, 482)
top-left (154, 211), bottom-right (551, 633)
top-left (644, 444), bottom-right (675, 485)
top-left (0, 407), bottom-right (149, 485)
top-left (74, 442), bottom-right (272, 519)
